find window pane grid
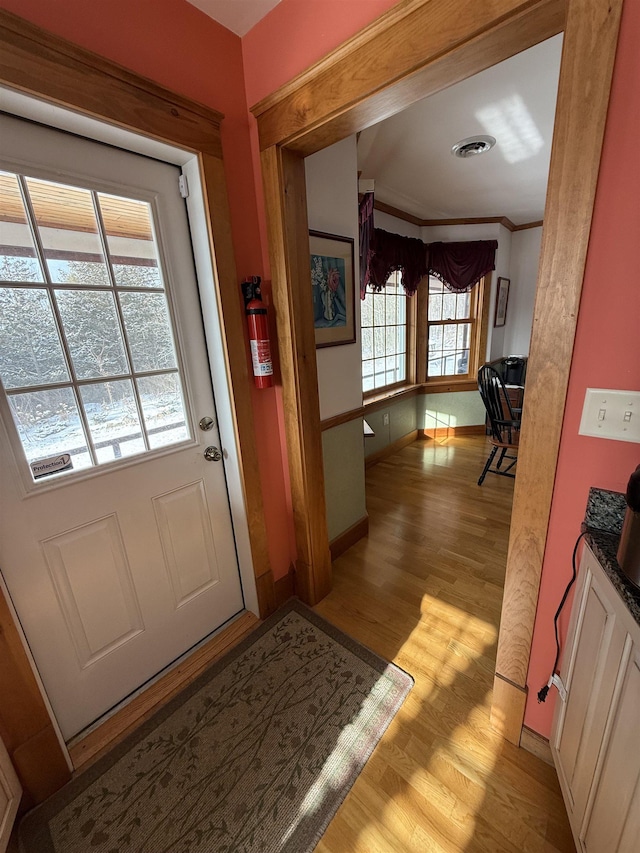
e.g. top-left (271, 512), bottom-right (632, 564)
top-left (361, 272), bottom-right (407, 392)
top-left (0, 171), bottom-right (190, 480)
top-left (426, 275), bottom-right (475, 379)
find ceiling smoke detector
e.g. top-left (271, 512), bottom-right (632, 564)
top-left (451, 135), bottom-right (496, 158)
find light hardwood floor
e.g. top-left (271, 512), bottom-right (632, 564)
top-left (8, 435), bottom-right (573, 853)
top-left (314, 435), bottom-right (575, 853)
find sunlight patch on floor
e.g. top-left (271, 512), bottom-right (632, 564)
top-left (418, 592), bottom-right (497, 635)
top-left (368, 621), bottom-right (504, 850)
top-left (280, 670), bottom-right (406, 847)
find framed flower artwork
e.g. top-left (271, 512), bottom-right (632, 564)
top-left (309, 230), bottom-right (355, 348)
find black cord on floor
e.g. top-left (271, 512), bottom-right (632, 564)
top-left (537, 531), bottom-right (587, 703)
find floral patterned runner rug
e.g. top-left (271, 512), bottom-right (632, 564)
top-left (19, 599), bottom-right (413, 853)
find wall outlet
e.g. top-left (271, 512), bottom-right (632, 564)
top-left (579, 388), bottom-right (640, 443)
top-left (382, 412), bottom-right (390, 426)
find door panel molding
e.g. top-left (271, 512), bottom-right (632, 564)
top-left (252, 0), bottom-right (624, 741)
top-left (42, 515), bottom-right (145, 668)
top-left (153, 480), bottom-right (221, 608)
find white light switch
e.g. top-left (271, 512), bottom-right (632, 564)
top-left (579, 389), bottom-right (640, 443)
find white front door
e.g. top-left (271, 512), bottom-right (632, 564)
top-left (0, 116), bottom-right (245, 740)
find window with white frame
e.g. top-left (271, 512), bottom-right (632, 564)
top-left (361, 271), bottom-right (408, 394)
top-left (0, 170), bottom-right (190, 480)
top-left (426, 275), bottom-right (480, 379)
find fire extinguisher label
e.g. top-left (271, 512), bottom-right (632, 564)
top-left (250, 339), bottom-right (273, 376)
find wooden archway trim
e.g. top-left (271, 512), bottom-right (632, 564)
top-left (253, 0), bottom-right (624, 743)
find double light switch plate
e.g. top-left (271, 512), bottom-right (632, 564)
top-left (579, 389), bottom-right (640, 443)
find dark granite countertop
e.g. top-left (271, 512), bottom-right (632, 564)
top-left (583, 487), bottom-right (640, 627)
top-left (585, 530), bottom-right (640, 626)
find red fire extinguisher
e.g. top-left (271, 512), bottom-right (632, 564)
top-left (242, 276), bottom-right (273, 389)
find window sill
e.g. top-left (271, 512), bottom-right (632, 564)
top-left (364, 384), bottom-right (420, 413)
top-left (420, 378), bottom-right (478, 394)
top-left (363, 378), bottom-right (478, 412)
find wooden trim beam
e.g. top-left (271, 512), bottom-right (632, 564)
top-left (513, 220), bottom-right (544, 231)
top-left (255, 0), bottom-right (623, 746)
top-left (494, 0), bottom-right (623, 696)
top-left (373, 199), bottom-right (424, 226)
top-left (0, 10), bottom-right (223, 156)
top-left (421, 215), bottom-right (515, 230)
top-left (373, 201), bottom-right (544, 232)
top-left (491, 674), bottom-right (527, 745)
top-left (251, 0), bottom-right (565, 156)
top-left (321, 406), bottom-right (366, 432)
top-left (364, 385), bottom-right (420, 412)
top-left (420, 380), bottom-right (478, 393)
top-left (260, 145), bottom-right (331, 605)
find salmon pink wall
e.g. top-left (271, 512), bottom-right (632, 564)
top-left (525, 0), bottom-right (640, 736)
top-left (242, 0), bottom-right (399, 106)
top-left (241, 0), bottom-right (402, 308)
top-left (0, 0), bottom-right (295, 578)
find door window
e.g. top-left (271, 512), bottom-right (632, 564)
top-left (0, 171), bottom-right (190, 481)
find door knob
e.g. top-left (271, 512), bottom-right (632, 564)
top-left (199, 416), bottom-right (215, 431)
top-left (204, 446), bottom-right (222, 462)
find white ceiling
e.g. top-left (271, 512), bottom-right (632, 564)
top-left (186, 0), bottom-right (282, 36)
top-left (184, 4), bottom-right (561, 224)
top-left (358, 35), bottom-right (563, 225)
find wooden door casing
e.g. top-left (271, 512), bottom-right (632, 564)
top-left (251, 0), bottom-right (625, 742)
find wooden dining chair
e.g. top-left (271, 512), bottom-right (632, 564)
top-left (477, 364), bottom-right (521, 486)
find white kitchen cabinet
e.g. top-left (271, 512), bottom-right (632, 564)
top-left (551, 542), bottom-right (640, 853)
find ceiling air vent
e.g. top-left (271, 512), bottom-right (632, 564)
top-left (451, 135), bottom-right (496, 158)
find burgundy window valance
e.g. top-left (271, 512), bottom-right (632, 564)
top-left (428, 240), bottom-right (498, 292)
top-left (365, 227), bottom-right (428, 297)
top-left (361, 225), bottom-right (497, 298)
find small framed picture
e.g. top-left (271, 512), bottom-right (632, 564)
top-left (309, 230), bottom-right (355, 348)
top-left (494, 276), bottom-right (510, 327)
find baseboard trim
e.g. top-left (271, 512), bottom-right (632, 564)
top-left (274, 565), bottom-right (296, 606)
top-left (365, 430), bottom-right (418, 468)
top-left (520, 725), bottom-right (554, 766)
top-left (490, 673), bottom-right (527, 746)
top-left (330, 514), bottom-right (369, 561)
top-left (418, 424), bottom-right (485, 440)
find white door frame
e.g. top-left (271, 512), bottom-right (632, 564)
top-left (0, 86), bottom-right (260, 760)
